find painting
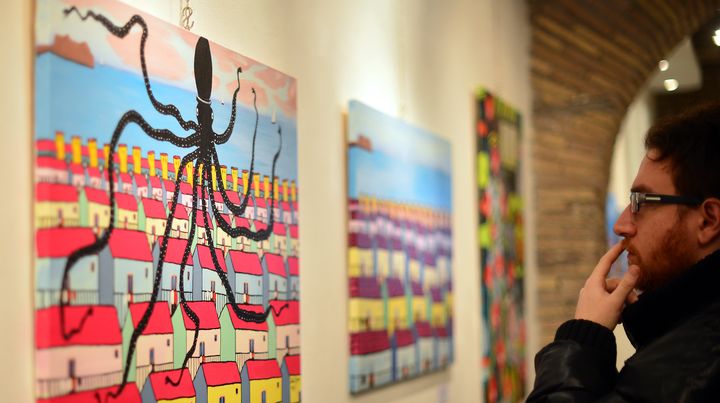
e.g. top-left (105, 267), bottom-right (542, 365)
top-left (34, 0), bottom-right (300, 401)
top-left (346, 100), bottom-right (453, 394)
top-left (476, 89), bottom-right (525, 402)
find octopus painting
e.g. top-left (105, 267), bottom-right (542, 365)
top-left (33, 0), bottom-right (299, 401)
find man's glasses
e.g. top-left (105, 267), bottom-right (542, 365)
top-left (630, 191), bottom-right (702, 214)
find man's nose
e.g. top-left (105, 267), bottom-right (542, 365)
top-left (613, 204), bottom-right (635, 238)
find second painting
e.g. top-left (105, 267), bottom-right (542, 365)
top-left (347, 101), bottom-right (453, 394)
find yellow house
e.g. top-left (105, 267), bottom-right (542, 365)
top-left (281, 355), bottom-right (301, 403)
top-left (240, 359), bottom-right (282, 403)
top-left (375, 236), bottom-right (391, 279)
top-left (410, 282), bottom-right (429, 323)
top-left (348, 276), bottom-right (384, 332)
top-left (348, 233), bottom-right (373, 278)
top-left (430, 287), bottom-right (448, 327)
top-left (139, 197), bottom-right (167, 246)
top-left (79, 186), bottom-right (111, 235)
top-left (115, 192), bottom-right (139, 230)
top-left (194, 361), bottom-right (241, 403)
top-left (385, 277), bottom-right (408, 334)
top-left (36, 183), bottom-right (80, 229)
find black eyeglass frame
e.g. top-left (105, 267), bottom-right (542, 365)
top-left (630, 191), bottom-right (703, 214)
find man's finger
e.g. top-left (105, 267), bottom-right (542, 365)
top-left (605, 278), bottom-right (621, 292)
top-left (610, 265), bottom-right (639, 305)
top-left (589, 242), bottom-right (626, 285)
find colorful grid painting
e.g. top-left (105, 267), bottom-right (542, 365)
top-left (347, 100), bottom-right (453, 394)
top-left (477, 89), bottom-right (526, 402)
top-left (34, 0), bottom-right (300, 401)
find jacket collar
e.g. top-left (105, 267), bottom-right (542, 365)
top-left (621, 248), bottom-right (720, 349)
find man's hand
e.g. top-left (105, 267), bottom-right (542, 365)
top-left (575, 242), bottom-right (640, 330)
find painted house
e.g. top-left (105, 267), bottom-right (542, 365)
top-left (169, 203), bottom-right (191, 239)
top-left (374, 234), bottom-right (391, 280)
top-left (86, 167), bottom-right (105, 190)
top-left (35, 306), bottom-right (123, 399)
top-left (36, 183), bottom-right (80, 228)
top-left (37, 384), bottom-right (141, 403)
top-left (226, 250), bottom-right (263, 305)
top-left (192, 208), bottom-right (216, 249)
top-left (133, 173), bottom-right (149, 199)
top-left (138, 197), bottom-right (167, 246)
top-left (141, 368), bottom-right (196, 403)
top-left (430, 286), bottom-right (447, 327)
top-left (215, 213), bottom-right (233, 254)
top-left (410, 281), bottom-right (428, 323)
top-left (162, 179), bottom-right (176, 207)
top-left (78, 186), bottom-right (110, 235)
top-left (348, 276), bottom-right (383, 333)
top-left (391, 329), bottom-right (417, 381)
top-left (252, 220), bottom-right (270, 255)
top-left (69, 164), bottom-right (86, 188)
top-left (240, 359), bottom-right (282, 403)
top-left (153, 236), bottom-right (194, 310)
top-left (219, 304), bottom-right (269, 371)
top-left (270, 223), bottom-right (287, 255)
top-left (232, 216), bottom-right (253, 252)
top-left (35, 227), bottom-right (98, 309)
top-left (262, 253), bottom-right (287, 303)
top-left (171, 301), bottom-right (221, 377)
top-left (406, 245), bottom-right (422, 285)
top-left (280, 201), bottom-right (292, 225)
top-left (288, 225), bottom-right (299, 257)
top-left (179, 182), bottom-right (194, 209)
top-left (36, 156), bottom-right (69, 184)
top-left (255, 197), bottom-right (268, 222)
top-left (390, 236), bottom-right (406, 280)
top-left (281, 354), bottom-right (301, 403)
top-left (122, 302), bottom-right (174, 388)
top-left (212, 191), bottom-right (229, 215)
top-left (414, 321), bottom-right (435, 373)
top-left (348, 233), bottom-right (373, 278)
top-left (269, 300), bottom-right (300, 362)
top-left (243, 197), bottom-right (256, 220)
top-left (385, 277), bottom-right (408, 334)
top-left (348, 331), bottom-right (392, 393)
top-left (287, 257), bottom-right (299, 300)
top-left (114, 192), bottom-right (139, 230)
top-left (193, 361), bottom-right (241, 403)
top-left (99, 229), bottom-right (154, 321)
top-left (434, 326), bottom-right (452, 368)
top-left (119, 173), bottom-right (134, 194)
top-left (193, 244), bottom-right (230, 314)
top-left (149, 176), bottom-right (163, 201)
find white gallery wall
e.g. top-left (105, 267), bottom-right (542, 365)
top-left (0, 0), bottom-right (533, 401)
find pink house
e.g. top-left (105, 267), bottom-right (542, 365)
top-left (269, 300), bottom-right (300, 362)
top-left (36, 156), bottom-right (68, 184)
top-left (172, 301), bottom-right (221, 377)
top-left (123, 302), bottom-right (175, 388)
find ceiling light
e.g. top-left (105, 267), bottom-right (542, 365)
top-left (664, 79), bottom-right (679, 91)
top-left (658, 60), bottom-right (669, 71)
top-left (714, 29), bottom-right (720, 46)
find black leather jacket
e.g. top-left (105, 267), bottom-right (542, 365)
top-left (527, 249), bottom-right (720, 402)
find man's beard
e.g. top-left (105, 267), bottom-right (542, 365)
top-left (631, 225), bottom-right (696, 293)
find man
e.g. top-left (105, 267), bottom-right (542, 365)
top-left (528, 103), bottom-right (720, 402)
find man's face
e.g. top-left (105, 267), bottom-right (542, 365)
top-left (613, 149), bottom-right (698, 292)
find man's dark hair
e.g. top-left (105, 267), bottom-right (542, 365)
top-left (645, 102), bottom-right (720, 200)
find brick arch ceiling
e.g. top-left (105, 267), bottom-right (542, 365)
top-left (529, 0), bottom-right (720, 343)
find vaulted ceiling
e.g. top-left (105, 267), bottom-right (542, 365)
top-left (529, 0), bottom-right (720, 343)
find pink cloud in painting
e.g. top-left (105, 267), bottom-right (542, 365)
top-left (212, 44), bottom-right (259, 74)
top-left (255, 68), bottom-right (288, 90)
top-left (106, 31), bottom-right (188, 82)
top-left (274, 80), bottom-right (297, 117)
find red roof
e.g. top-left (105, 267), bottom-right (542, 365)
top-left (434, 326), bottom-right (449, 338)
top-left (36, 228), bottom-right (96, 258)
top-left (155, 237), bottom-right (193, 265)
top-left (120, 173), bottom-right (132, 185)
top-left (36, 156), bottom-right (66, 170)
top-left (394, 329), bottom-right (414, 347)
top-left (83, 187), bottom-right (109, 205)
top-left (128, 302), bottom-right (173, 335)
top-left (69, 164), bottom-right (83, 175)
top-left (350, 330), bottom-right (390, 355)
top-left (36, 305), bottom-right (121, 348)
top-left (228, 251), bottom-right (263, 275)
top-left (264, 254), bottom-right (286, 277)
top-left (196, 244), bottom-right (226, 272)
top-left (36, 183), bottom-right (78, 203)
top-left (289, 225), bottom-right (298, 239)
top-left (283, 355), bottom-right (301, 376)
top-left (179, 301), bottom-right (220, 330)
top-left (226, 304), bottom-right (268, 331)
top-left (200, 361), bottom-right (241, 386)
top-left (245, 359), bottom-right (281, 380)
top-left (163, 179), bottom-right (176, 192)
top-left (224, 191), bottom-right (241, 205)
top-left (386, 278), bottom-right (405, 297)
top-left (141, 197), bottom-right (166, 219)
top-left (149, 176), bottom-right (162, 189)
top-left (87, 167), bottom-right (101, 179)
top-left (170, 204), bottom-right (189, 220)
top-left (147, 369), bottom-right (195, 400)
top-left (281, 201), bottom-right (290, 211)
top-left (234, 216), bottom-right (250, 228)
top-left (255, 198), bottom-right (267, 209)
top-left (287, 257), bottom-right (299, 276)
top-left (115, 193), bottom-right (138, 211)
top-left (180, 182), bottom-right (193, 195)
top-left (37, 383), bottom-right (141, 403)
top-left (134, 174), bottom-right (148, 187)
top-left (273, 224), bottom-right (286, 236)
top-left (253, 220), bottom-right (268, 232)
top-left (108, 230), bottom-right (153, 262)
top-left (349, 276), bottom-right (381, 299)
top-left (36, 139), bottom-right (55, 153)
top-left (415, 321), bottom-right (433, 338)
top-left (411, 281), bottom-right (424, 296)
top-left (195, 210), bottom-right (214, 228)
top-left (270, 300), bottom-right (299, 326)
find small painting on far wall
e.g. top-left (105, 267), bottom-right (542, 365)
top-left (477, 88), bottom-right (526, 402)
top-left (346, 100), bottom-right (453, 394)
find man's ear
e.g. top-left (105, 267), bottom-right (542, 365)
top-left (698, 198), bottom-right (720, 245)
